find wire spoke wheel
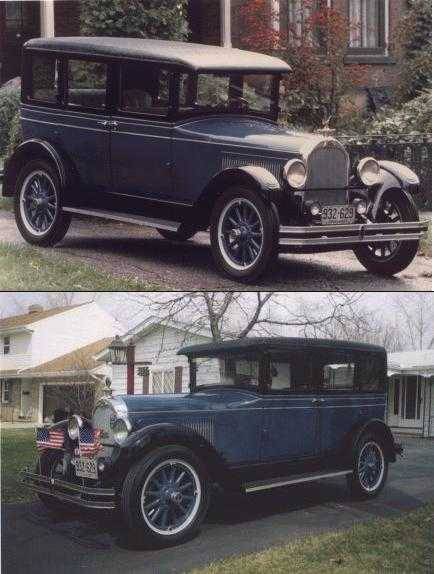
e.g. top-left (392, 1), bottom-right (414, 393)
top-left (141, 459), bottom-right (201, 536)
top-left (357, 441), bottom-right (384, 493)
top-left (20, 170), bottom-right (58, 236)
top-left (218, 198), bottom-right (264, 271)
top-left (366, 198), bottom-right (403, 262)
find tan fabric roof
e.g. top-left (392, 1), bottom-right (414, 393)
top-left (23, 338), bottom-right (112, 375)
top-left (0, 304), bottom-right (84, 330)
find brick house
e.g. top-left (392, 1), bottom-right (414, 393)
top-left (1, 1), bottom-right (406, 99)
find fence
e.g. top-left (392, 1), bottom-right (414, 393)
top-left (340, 134), bottom-right (432, 210)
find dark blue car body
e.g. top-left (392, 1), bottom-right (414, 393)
top-left (4, 37), bottom-right (427, 280)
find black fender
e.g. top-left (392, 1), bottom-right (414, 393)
top-left (2, 138), bottom-right (76, 197)
top-left (115, 422), bottom-right (229, 485)
top-left (370, 167), bottom-right (419, 220)
top-left (345, 418), bottom-right (398, 464)
top-left (194, 165), bottom-right (282, 226)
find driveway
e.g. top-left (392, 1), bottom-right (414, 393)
top-left (2, 436), bottom-right (434, 574)
top-left (0, 209), bottom-right (431, 291)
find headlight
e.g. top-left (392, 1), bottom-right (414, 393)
top-left (111, 417), bottom-right (131, 444)
top-left (357, 157), bottom-right (381, 186)
top-left (67, 415), bottom-right (83, 440)
top-left (283, 159), bottom-right (307, 189)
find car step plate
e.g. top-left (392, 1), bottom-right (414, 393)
top-left (244, 469), bottom-right (353, 493)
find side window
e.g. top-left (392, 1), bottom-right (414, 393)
top-left (358, 352), bottom-right (386, 392)
top-left (31, 55), bottom-right (59, 102)
top-left (3, 336), bottom-right (10, 355)
top-left (67, 60), bottom-right (107, 110)
top-left (269, 351), bottom-right (315, 393)
top-left (1, 380), bottom-right (11, 403)
top-left (120, 63), bottom-right (170, 116)
top-left (322, 355), bottom-right (355, 391)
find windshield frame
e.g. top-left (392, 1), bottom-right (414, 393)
top-left (173, 70), bottom-right (282, 121)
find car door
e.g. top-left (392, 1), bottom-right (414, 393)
top-left (260, 349), bottom-right (320, 462)
top-left (110, 62), bottom-right (173, 202)
top-left (316, 348), bottom-right (362, 457)
top-left (60, 57), bottom-right (112, 195)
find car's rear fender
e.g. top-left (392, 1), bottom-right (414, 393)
top-left (194, 165), bottom-right (282, 227)
top-left (346, 418), bottom-right (398, 463)
top-left (2, 138), bottom-right (76, 197)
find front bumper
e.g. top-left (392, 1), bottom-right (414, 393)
top-left (22, 469), bottom-right (116, 510)
top-left (279, 220), bottom-right (428, 251)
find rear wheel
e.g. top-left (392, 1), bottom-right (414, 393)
top-left (210, 186), bottom-right (278, 281)
top-left (353, 191), bottom-right (419, 276)
top-left (14, 159), bottom-right (71, 246)
top-left (347, 434), bottom-right (388, 499)
top-left (121, 445), bottom-right (211, 547)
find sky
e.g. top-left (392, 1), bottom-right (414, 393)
top-left (1, 291), bottom-right (433, 350)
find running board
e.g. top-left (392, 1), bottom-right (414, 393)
top-left (244, 469), bottom-right (353, 493)
top-left (62, 206), bottom-right (180, 232)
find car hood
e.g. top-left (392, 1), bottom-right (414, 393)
top-left (174, 116), bottom-right (327, 156)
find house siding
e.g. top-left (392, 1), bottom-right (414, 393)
top-left (109, 325), bottom-right (220, 396)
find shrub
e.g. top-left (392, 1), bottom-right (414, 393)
top-left (80, 0), bottom-right (189, 40)
top-left (7, 111), bottom-right (23, 157)
top-left (0, 85), bottom-right (20, 157)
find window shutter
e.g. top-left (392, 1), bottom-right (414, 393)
top-left (174, 366), bottom-right (183, 393)
top-left (141, 367), bottom-right (150, 395)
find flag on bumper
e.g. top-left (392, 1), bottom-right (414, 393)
top-left (78, 425), bottom-right (102, 457)
top-left (36, 427), bottom-right (64, 451)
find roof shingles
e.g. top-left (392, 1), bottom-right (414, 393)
top-left (0, 304), bottom-right (83, 331)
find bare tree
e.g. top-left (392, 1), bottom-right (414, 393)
top-left (126, 292), bottom-right (366, 347)
top-left (392, 293), bottom-right (434, 351)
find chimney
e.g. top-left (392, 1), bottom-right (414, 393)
top-left (28, 304), bottom-right (44, 314)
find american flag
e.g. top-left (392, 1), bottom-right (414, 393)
top-left (36, 427), bottom-right (64, 451)
top-left (77, 425), bottom-right (102, 457)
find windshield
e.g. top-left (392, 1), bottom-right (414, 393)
top-left (178, 73), bottom-right (279, 118)
top-left (192, 354), bottom-right (259, 389)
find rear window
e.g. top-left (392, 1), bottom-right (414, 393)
top-left (357, 352), bottom-right (386, 392)
top-left (67, 60), bottom-right (107, 110)
top-left (317, 350), bottom-right (385, 393)
top-left (31, 55), bottom-right (59, 103)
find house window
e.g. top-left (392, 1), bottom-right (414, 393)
top-left (1, 380), bottom-right (11, 403)
top-left (152, 369), bottom-right (175, 394)
top-left (3, 336), bottom-right (10, 355)
top-left (348, 0), bottom-right (386, 52)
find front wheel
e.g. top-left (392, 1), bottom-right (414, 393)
top-left (14, 159), bottom-right (71, 246)
top-left (353, 191), bottom-right (419, 276)
top-left (120, 445), bottom-right (211, 548)
top-left (347, 434), bottom-right (388, 499)
top-left (210, 186), bottom-right (278, 281)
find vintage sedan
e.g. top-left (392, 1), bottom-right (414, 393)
top-left (2, 37), bottom-right (428, 280)
top-left (23, 337), bottom-right (402, 547)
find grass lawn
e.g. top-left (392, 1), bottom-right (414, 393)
top-left (0, 242), bottom-right (159, 291)
top-left (1, 428), bottom-right (37, 503)
top-left (192, 502), bottom-right (434, 574)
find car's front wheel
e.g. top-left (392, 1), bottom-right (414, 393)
top-left (353, 191), bottom-right (419, 276)
top-left (210, 186), bottom-right (278, 281)
top-left (347, 434), bottom-right (388, 499)
top-left (121, 445), bottom-right (210, 547)
top-left (14, 159), bottom-right (71, 246)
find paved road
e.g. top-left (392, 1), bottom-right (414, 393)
top-left (2, 436), bottom-right (434, 574)
top-left (0, 209), bottom-right (431, 291)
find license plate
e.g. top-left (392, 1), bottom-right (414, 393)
top-left (72, 457), bottom-right (98, 479)
top-left (321, 205), bottom-right (355, 225)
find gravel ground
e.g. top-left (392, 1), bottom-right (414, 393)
top-left (0, 209), bottom-right (431, 291)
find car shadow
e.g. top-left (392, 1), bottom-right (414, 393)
top-left (24, 477), bottom-right (421, 554)
top-left (56, 233), bottom-right (406, 290)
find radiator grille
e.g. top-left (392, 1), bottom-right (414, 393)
top-left (306, 143), bottom-right (349, 190)
top-left (222, 153), bottom-right (286, 187)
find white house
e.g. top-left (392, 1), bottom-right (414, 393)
top-left (95, 316), bottom-right (216, 396)
top-left (0, 302), bottom-right (122, 424)
top-left (387, 350), bottom-right (434, 438)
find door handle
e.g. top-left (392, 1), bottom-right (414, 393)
top-left (96, 120), bottom-right (118, 129)
top-left (312, 398), bottom-right (325, 405)
top-left (97, 120), bottom-right (110, 126)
